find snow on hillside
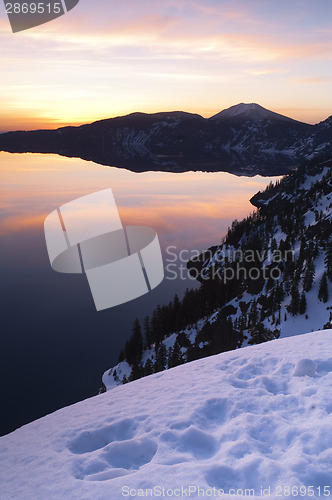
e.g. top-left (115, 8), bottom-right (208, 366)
top-left (200, 160), bottom-right (332, 339)
top-left (104, 161), bottom-right (332, 389)
top-left (103, 324), bottom-right (200, 391)
top-left (1, 330), bottom-right (331, 500)
top-left (210, 103), bottom-right (296, 122)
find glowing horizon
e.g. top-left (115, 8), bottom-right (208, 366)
top-left (1, 0), bottom-right (332, 131)
top-left (0, 103), bottom-right (330, 134)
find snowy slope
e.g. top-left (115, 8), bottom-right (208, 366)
top-left (1, 330), bottom-right (331, 500)
top-left (105, 160), bottom-right (332, 388)
top-left (210, 103), bottom-right (297, 122)
top-left (199, 160), bottom-right (332, 338)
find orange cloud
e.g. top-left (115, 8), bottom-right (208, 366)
top-left (19, 19), bottom-right (331, 70)
top-left (0, 213), bottom-right (46, 235)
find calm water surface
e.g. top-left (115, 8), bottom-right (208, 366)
top-left (0, 152), bottom-right (278, 435)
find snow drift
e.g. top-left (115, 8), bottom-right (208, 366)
top-left (0, 330), bottom-right (331, 499)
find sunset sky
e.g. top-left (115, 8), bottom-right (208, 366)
top-left (1, 0), bottom-right (332, 131)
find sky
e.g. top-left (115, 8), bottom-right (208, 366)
top-left (1, 0), bottom-right (332, 131)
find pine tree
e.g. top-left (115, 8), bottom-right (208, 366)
top-left (176, 331), bottom-right (190, 348)
top-left (239, 301), bottom-right (249, 332)
top-left (173, 294), bottom-right (181, 331)
top-left (303, 260), bottom-right (315, 292)
top-left (325, 238), bottom-right (332, 281)
top-left (143, 316), bottom-right (152, 349)
top-left (167, 347), bottom-right (172, 366)
top-left (248, 299), bottom-right (258, 327)
top-left (298, 238), bottom-right (306, 267)
top-left (154, 343), bottom-right (167, 373)
top-left (299, 292), bottom-right (307, 315)
top-left (168, 342), bottom-right (183, 368)
top-left (289, 282), bottom-right (300, 316)
top-left (129, 362), bottom-right (143, 381)
top-left (276, 309), bottom-right (281, 326)
top-left (248, 322), bottom-right (280, 344)
top-left (318, 273), bottom-right (328, 303)
top-left (151, 306), bottom-right (165, 346)
top-left (275, 282), bottom-right (284, 307)
top-left (143, 359), bottom-right (154, 376)
top-left (124, 318), bottom-right (143, 365)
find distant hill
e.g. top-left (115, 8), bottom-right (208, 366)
top-left (1, 103), bottom-right (332, 175)
top-left (210, 102), bottom-right (299, 122)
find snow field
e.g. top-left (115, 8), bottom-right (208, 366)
top-left (0, 330), bottom-right (331, 499)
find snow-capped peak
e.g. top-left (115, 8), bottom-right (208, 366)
top-left (210, 103), bottom-right (295, 122)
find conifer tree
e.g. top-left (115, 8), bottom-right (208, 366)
top-left (299, 292), bottom-right (307, 315)
top-left (239, 301), bottom-right (249, 332)
top-left (124, 318), bottom-right (143, 366)
top-left (154, 343), bottom-right (167, 373)
top-left (176, 331), bottom-right (190, 348)
top-left (129, 362), bottom-right (143, 381)
top-left (248, 322), bottom-right (280, 344)
top-left (173, 294), bottom-right (181, 331)
top-left (303, 260), bottom-right (315, 292)
top-left (318, 273), bottom-right (328, 303)
top-left (276, 309), bottom-right (281, 326)
top-left (275, 282), bottom-right (284, 308)
top-left (150, 309), bottom-right (159, 346)
top-left (152, 306), bottom-right (165, 346)
top-left (325, 239), bottom-right (332, 281)
top-left (289, 282), bottom-right (300, 316)
top-left (144, 359), bottom-right (154, 376)
top-left (168, 342), bottom-right (183, 368)
top-left (298, 238), bottom-right (306, 267)
top-left (143, 316), bottom-right (153, 348)
top-left (248, 299), bottom-right (258, 327)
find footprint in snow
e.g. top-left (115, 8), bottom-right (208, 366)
top-left (161, 425), bottom-right (218, 460)
top-left (69, 415), bottom-right (157, 481)
top-left (68, 417), bottom-right (139, 454)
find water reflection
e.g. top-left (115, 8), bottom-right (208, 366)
top-left (0, 152), bottom-right (276, 249)
top-left (0, 152), bottom-right (278, 435)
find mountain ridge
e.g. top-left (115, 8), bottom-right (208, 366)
top-left (1, 103), bottom-right (331, 176)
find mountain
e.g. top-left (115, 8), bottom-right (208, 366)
top-left (210, 102), bottom-right (298, 122)
top-left (1, 330), bottom-right (331, 499)
top-left (104, 156), bottom-right (332, 387)
top-left (0, 104), bottom-right (331, 176)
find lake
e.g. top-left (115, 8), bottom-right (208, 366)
top-left (0, 151), bottom-right (278, 435)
